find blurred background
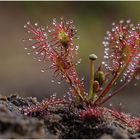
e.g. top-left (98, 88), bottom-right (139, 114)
top-left (0, 1), bottom-right (139, 115)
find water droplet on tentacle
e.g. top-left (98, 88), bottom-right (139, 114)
top-left (34, 22), bottom-right (38, 26)
top-left (109, 103), bottom-right (113, 107)
top-left (27, 52), bottom-right (30, 55)
top-left (24, 25), bottom-right (27, 28)
top-left (27, 21), bottom-right (30, 25)
top-left (51, 79), bottom-right (55, 83)
top-left (134, 83), bottom-right (138, 86)
top-left (57, 81), bottom-right (61, 85)
top-left (41, 69), bottom-right (45, 73)
top-left (32, 46), bottom-right (36, 49)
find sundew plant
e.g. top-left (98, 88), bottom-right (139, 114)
top-left (22, 17), bottom-right (140, 131)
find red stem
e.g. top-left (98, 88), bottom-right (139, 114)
top-left (94, 58), bottom-right (131, 105)
top-left (94, 73), bottom-right (120, 105)
top-left (99, 81), bottom-right (129, 105)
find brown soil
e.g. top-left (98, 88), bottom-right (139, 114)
top-left (0, 94), bottom-right (139, 139)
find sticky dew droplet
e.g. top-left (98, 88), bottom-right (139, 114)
top-left (109, 103), bottom-right (113, 107)
top-left (102, 61), bottom-right (105, 65)
top-left (112, 22), bottom-right (115, 26)
top-left (19, 108), bottom-right (22, 111)
top-left (24, 112), bottom-right (28, 115)
top-left (29, 38), bottom-right (32, 41)
top-left (27, 52), bottom-right (30, 55)
top-left (119, 20), bottom-right (124, 24)
top-left (119, 102), bottom-right (122, 106)
top-left (75, 45), bottom-right (79, 50)
top-left (32, 46), bottom-right (36, 49)
top-left (48, 29), bottom-right (51, 33)
top-left (81, 76), bottom-right (85, 81)
top-left (27, 21), bottom-right (30, 25)
top-left (57, 81), bottom-right (61, 85)
top-left (24, 25), bottom-right (27, 28)
top-left (34, 22), bottom-right (38, 26)
top-left (41, 69), bottom-right (45, 73)
top-left (51, 79), bottom-right (54, 83)
top-left (126, 19), bottom-right (131, 24)
top-left (134, 83), bottom-right (138, 86)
